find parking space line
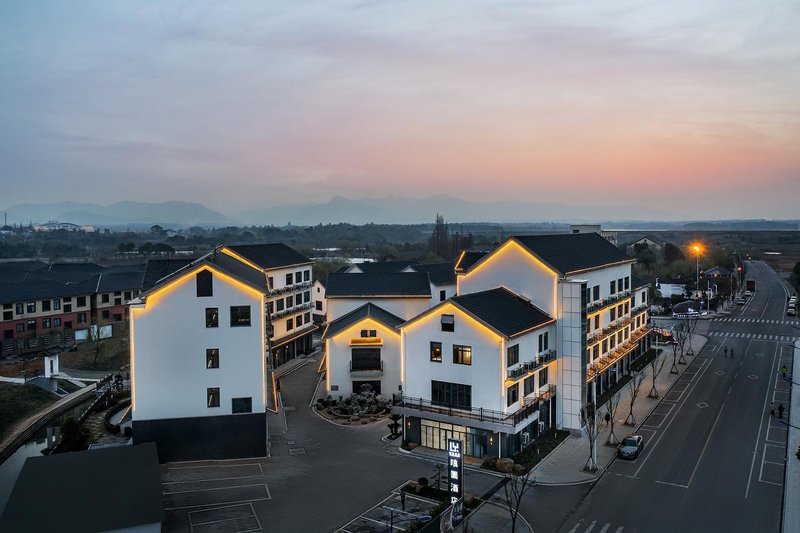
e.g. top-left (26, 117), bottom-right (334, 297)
top-left (163, 482), bottom-right (268, 496)
top-left (165, 497), bottom-right (271, 512)
top-left (167, 462), bottom-right (261, 471)
top-left (163, 474), bottom-right (262, 485)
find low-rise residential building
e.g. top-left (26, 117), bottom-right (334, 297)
top-left (313, 279), bottom-right (327, 324)
top-left (403, 262), bottom-right (457, 303)
top-left (655, 277), bottom-right (689, 298)
top-left (626, 235), bottom-right (666, 258)
top-left (340, 260), bottom-right (421, 274)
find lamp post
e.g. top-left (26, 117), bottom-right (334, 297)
top-left (690, 243), bottom-right (703, 311)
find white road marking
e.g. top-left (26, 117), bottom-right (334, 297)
top-left (745, 342), bottom-right (779, 499)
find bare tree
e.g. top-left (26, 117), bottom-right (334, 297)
top-left (684, 315), bottom-right (699, 358)
top-left (580, 404), bottom-right (599, 472)
top-left (648, 350), bottom-right (666, 398)
top-left (624, 369), bottom-right (644, 426)
top-left (503, 469), bottom-right (536, 532)
top-left (604, 392), bottom-right (621, 446)
top-left (672, 323), bottom-right (690, 365)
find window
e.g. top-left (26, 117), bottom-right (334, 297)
top-left (268, 276), bottom-right (274, 290)
top-left (1, 304), bottom-right (9, 309)
top-left (276, 299), bottom-right (284, 312)
top-left (610, 280), bottom-right (616, 294)
top-left (27, 320), bottom-right (36, 331)
top-left (617, 304), bottom-right (623, 316)
top-left (304, 291), bottom-right (310, 303)
top-left (507, 344), bottom-right (519, 367)
top-left (610, 307), bottom-right (616, 322)
top-left (602, 339), bottom-right (608, 354)
top-left (295, 294), bottom-right (302, 306)
top-left (286, 273), bottom-right (293, 285)
top-left (206, 308), bottom-right (219, 328)
top-left (431, 380), bottom-right (471, 409)
top-left (538, 332), bottom-right (549, 352)
top-left (114, 298), bottom-right (121, 306)
top-left (113, 313), bottom-right (122, 322)
top-left (2, 311), bottom-right (11, 321)
top-left (124, 291), bottom-right (132, 301)
top-left (360, 329), bottom-right (377, 338)
top-left (77, 296), bottom-right (86, 308)
top-left (26, 302), bottom-right (36, 313)
top-left (624, 276), bottom-right (630, 290)
top-left (53, 299), bottom-right (60, 311)
top-left (439, 290), bottom-right (446, 302)
top-left (230, 306), bottom-right (251, 327)
top-left (441, 314), bottom-right (454, 332)
top-left (207, 388), bottom-right (220, 408)
top-left (206, 349), bottom-right (219, 369)
top-left (54, 318), bottom-right (61, 327)
top-left (524, 375), bottom-right (536, 395)
top-left (15, 303), bottom-right (23, 315)
top-left (16, 324), bottom-right (24, 333)
top-left (232, 397), bottom-right (252, 414)
top-left (610, 336), bottom-right (616, 349)
top-left (594, 315), bottom-right (599, 330)
top-left (296, 314), bottom-right (303, 326)
top-left (618, 278), bottom-right (624, 292)
top-left (539, 367), bottom-right (549, 386)
top-left (285, 296), bottom-right (293, 308)
top-left (102, 310), bottom-right (110, 320)
top-left (286, 318), bottom-right (293, 330)
top-left (304, 312), bottom-right (311, 324)
top-left (351, 348), bottom-right (381, 370)
top-left (77, 313), bottom-right (86, 324)
top-left (507, 383), bottom-right (519, 407)
top-left (296, 272), bottom-right (303, 284)
top-left (304, 270), bottom-right (310, 282)
top-left (42, 300), bottom-right (51, 312)
top-left (593, 285), bottom-right (600, 301)
top-left (624, 302), bottom-right (630, 315)
top-left (64, 304), bottom-right (72, 313)
top-left (430, 342), bottom-right (442, 362)
top-left (101, 294), bottom-right (109, 304)
top-left (642, 290), bottom-right (648, 303)
top-left (617, 331), bottom-right (623, 344)
top-left (315, 301), bottom-right (323, 311)
top-left (453, 345), bottom-right (472, 365)
top-left (3, 330), bottom-right (12, 340)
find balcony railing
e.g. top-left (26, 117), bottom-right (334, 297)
top-left (350, 360), bottom-right (383, 372)
top-left (506, 350), bottom-right (557, 380)
top-left (267, 281), bottom-right (313, 296)
top-left (394, 385), bottom-right (556, 428)
top-left (267, 302), bottom-right (314, 320)
top-left (587, 326), bottom-right (653, 381)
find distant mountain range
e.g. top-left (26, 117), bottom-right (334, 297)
top-left (1, 196), bottom-right (797, 229)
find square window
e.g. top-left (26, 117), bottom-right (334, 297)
top-left (101, 294), bottom-right (110, 304)
top-left (114, 298), bottom-right (122, 306)
top-left (26, 302), bottom-right (36, 313)
top-left (102, 310), bottom-right (110, 320)
top-left (77, 296), bottom-right (86, 307)
top-left (207, 387), bottom-right (220, 408)
top-left (64, 304), bottom-right (72, 313)
top-left (453, 345), bottom-right (472, 365)
top-left (54, 318), bottom-right (62, 327)
top-left (42, 300), bottom-right (51, 312)
top-left (206, 308), bottom-right (219, 328)
top-left (124, 291), bottom-right (132, 301)
top-left (315, 301), bottom-right (323, 311)
top-left (286, 318), bottom-right (293, 330)
top-left (2, 311), bottom-right (11, 321)
top-left (232, 397), bottom-right (252, 414)
top-left (230, 306), bottom-right (251, 327)
top-left (77, 313), bottom-right (86, 324)
top-left (206, 348), bottom-right (219, 369)
top-left (286, 273), bottom-right (293, 285)
top-left (430, 342), bottom-right (442, 362)
top-left (27, 320), bottom-right (36, 331)
top-left (441, 314), bottom-right (454, 332)
top-left (53, 299), bottom-right (61, 311)
top-left (16, 324), bottom-right (24, 333)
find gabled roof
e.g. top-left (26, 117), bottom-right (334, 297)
top-left (509, 233), bottom-right (633, 275)
top-left (631, 235), bottom-right (666, 246)
top-left (348, 260), bottom-right (421, 273)
top-left (323, 303), bottom-right (404, 339)
top-left (409, 262), bottom-right (456, 285)
top-left (225, 243), bottom-right (312, 270)
top-left (0, 278), bottom-right (98, 305)
top-left (451, 287), bottom-right (554, 338)
top-left (141, 259), bottom-right (194, 290)
top-left (455, 251), bottom-right (489, 273)
top-left (703, 266), bottom-right (731, 277)
top-left (326, 272), bottom-right (431, 298)
top-left (631, 275), bottom-right (650, 291)
top-left (96, 270), bottom-right (146, 293)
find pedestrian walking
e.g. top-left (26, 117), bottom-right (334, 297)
top-left (604, 412), bottom-right (611, 428)
top-left (730, 348), bottom-right (734, 358)
top-left (400, 489), bottom-right (406, 510)
top-left (724, 346), bottom-right (728, 358)
top-left (770, 402), bottom-right (775, 417)
top-left (778, 403), bottom-right (785, 419)
top-left (781, 365), bottom-right (788, 379)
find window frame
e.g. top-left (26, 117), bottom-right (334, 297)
top-left (430, 341), bottom-right (443, 362)
top-left (230, 306), bottom-right (252, 327)
top-left (452, 344), bottom-right (472, 366)
top-left (205, 308), bottom-right (219, 328)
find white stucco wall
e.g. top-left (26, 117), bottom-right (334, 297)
top-left (325, 317), bottom-right (401, 397)
top-left (456, 240), bottom-right (558, 317)
top-left (327, 297), bottom-right (430, 322)
top-left (431, 283), bottom-right (456, 304)
top-left (131, 268), bottom-right (266, 422)
top-left (313, 280), bottom-right (327, 318)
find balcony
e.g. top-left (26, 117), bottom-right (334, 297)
top-left (267, 302), bottom-right (314, 320)
top-left (350, 360), bottom-right (383, 376)
top-left (393, 385), bottom-right (556, 429)
top-left (267, 281), bottom-right (313, 297)
top-left (587, 326), bottom-right (653, 381)
top-left (587, 295), bottom-right (632, 315)
top-left (506, 350), bottom-right (557, 381)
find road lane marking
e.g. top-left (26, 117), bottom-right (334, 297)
top-left (686, 401), bottom-right (725, 488)
top-left (745, 342), bottom-right (779, 499)
top-left (598, 524), bottom-right (611, 533)
top-left (654, 480), bottom-right (688, 488)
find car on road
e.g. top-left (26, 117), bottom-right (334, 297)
top-left (735, 297), bottom-right (746, 305)
top-left (744, 290), bottom-right (753, 298)
top-left (788, 308), bottom-right (797, 316)
top-left (617, 434), bottom-right (644, 459)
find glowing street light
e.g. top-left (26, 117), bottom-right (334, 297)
top-left (690, 242), bottom-right (704, 309)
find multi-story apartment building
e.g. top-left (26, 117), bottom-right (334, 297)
top-left (130, 249), bottom-right (269, 461)
top-left (396, 287), bottom-right (556, 458)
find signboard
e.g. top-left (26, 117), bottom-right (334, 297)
top-left (447, 438), bottom-right (463, 504)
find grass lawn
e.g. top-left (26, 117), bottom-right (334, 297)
top-left (0, 382), bottom-right (58, 442)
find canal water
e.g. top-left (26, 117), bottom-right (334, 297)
top-left (0, 397), bottom-right (94, 514)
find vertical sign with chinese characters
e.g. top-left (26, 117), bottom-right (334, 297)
top-left (447, 438), bottom-right (463, 503)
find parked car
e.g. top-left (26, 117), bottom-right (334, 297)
top-left (735, 297), bottom-right (746, 305)
top-left (788, 308), bottom-right (797, 317)
top-left (744, 290), bottom-right (753, 298)
top-left (617, 434), bottom-right (644, 459)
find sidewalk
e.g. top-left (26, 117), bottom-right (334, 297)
top-left (782, 340), bottom-right (799, 533)
top-left (531, 333), bottom-right (708, 485)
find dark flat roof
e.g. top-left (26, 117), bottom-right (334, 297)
top-left (226, 243), bottom-right (312, 270)
top-left (512, 233), bottom-right (633, 275)
top-left (451, 287), bottom-right (553, 337)
top-left (0, 443), bottom-right (163, 532)
top-left (141, 258), bottom-right (194, 290)
top-left (323, 303), bottom-right (404, 339)
top-left (326, 272), bottom-right (431, 298)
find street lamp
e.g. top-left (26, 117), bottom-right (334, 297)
top-left (690, 243), bottom-right (704, 310)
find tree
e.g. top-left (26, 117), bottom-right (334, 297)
top-left (581, 403), bottom-right (599, 472)
top-left (648, 350), bottom-right (666, 398)
top-left (624, 369), bottom-right (644, 426)
top-left (429, 214), bottom-right (451, 259)
top-left (604, 392), bottom-right (621, 446)
top-left (664, 243), bottom-right (685, 264)
top-left (149, 224), bottom-right (165, 236)
top-left (502, 469), bottom-right (536, 532)
top-left (669, 336), bottom-right (680, 375)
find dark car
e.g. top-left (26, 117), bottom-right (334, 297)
top-left (617, 434), bottom-right (644, 459)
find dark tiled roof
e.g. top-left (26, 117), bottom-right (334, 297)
top-left (512, 233), bottom-right (633, 275)
top-left (141, 259), bottom-right (194, 290)
top-left (410, 262), bottom-right (456, 285)
top-left (349, 260), bottom-right (421, 273)
top-left (631, 275), bottom-right (650, 290)
top-left (323, 303), bottom-right (404, 339)
top-left (0, 278), bottom-right (97, 305)
top-left (451, 287), bottom-right (553, 337)
top-left (226, 243), bottom-right (312, 270)
top-left (0, 444), bottom-right (163, 531)
top-left (96, 270), bottom-right (146, 293)
top-left (703, 266), bottom-right (731, 277)
top-left (326, 272), bottom-right (431, 297)
top-left (455, 251), bottom-right (489, 272)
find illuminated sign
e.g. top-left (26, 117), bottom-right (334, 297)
top-left (447, 438), bottom-right (464, 528)
top-left (349, 337), bottom-right (383, 346)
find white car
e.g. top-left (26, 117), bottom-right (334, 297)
top-left (744, 290), bottom-right (753, 297)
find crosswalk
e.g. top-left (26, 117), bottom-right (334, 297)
top-left (566, 520), bottom-right (624, 533)
top-left (713, 318), bottom-right (799, 326)
top-left (708, 331), bottom-right (799, 341)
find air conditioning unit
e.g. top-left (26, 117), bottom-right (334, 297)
top-left (521, 432), bottom-right (530, 446)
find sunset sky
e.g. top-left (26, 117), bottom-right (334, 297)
top-left (1, 0), bottom-right (798, 219)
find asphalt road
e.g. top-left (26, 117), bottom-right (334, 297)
top-left (557, 261), bottom-right (796, 533)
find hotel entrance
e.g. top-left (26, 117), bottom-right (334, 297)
top-left (419, 420), bottom-right (488, 458)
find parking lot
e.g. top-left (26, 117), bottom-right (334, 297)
top-left (161, 459), bottom-right (271, 532)
top-left (335, 487), bottom-right (440, 533)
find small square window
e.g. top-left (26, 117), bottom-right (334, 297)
top-left (77, 313), bottom-right (87, 324)
top-left (41, 300), bottom-right (51, 312)
top-left (441, 314), bottom-right (454, 332)
top-left (286, 273), bottom-right (293, 285)
top-left (206, 308), bottom-right (219, 328)
top-left (26, 302), bottom-right (36, 313)
top-left (77, 296), bottom-right (86, 307)
top-left (64, 304), bottom-right (72, 313)
top-left (54, 318), bottom-right (62, 327)
top-left (207, 387), bottom-right (220, 408)
top-left (286, 318), bottom-right (294, 330)
top-left (206, 349), bottom-right (219, 369)
top-left (232, 397), bottom-right (252, 414)
top-left (102, 310), bottom-right (110, 320)
top-left (230, 306), bottom-right (251, 327)
top-left (360, 329), bottom-right (377, 338)
top-left (453, 345), bottom-right (472, 365)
